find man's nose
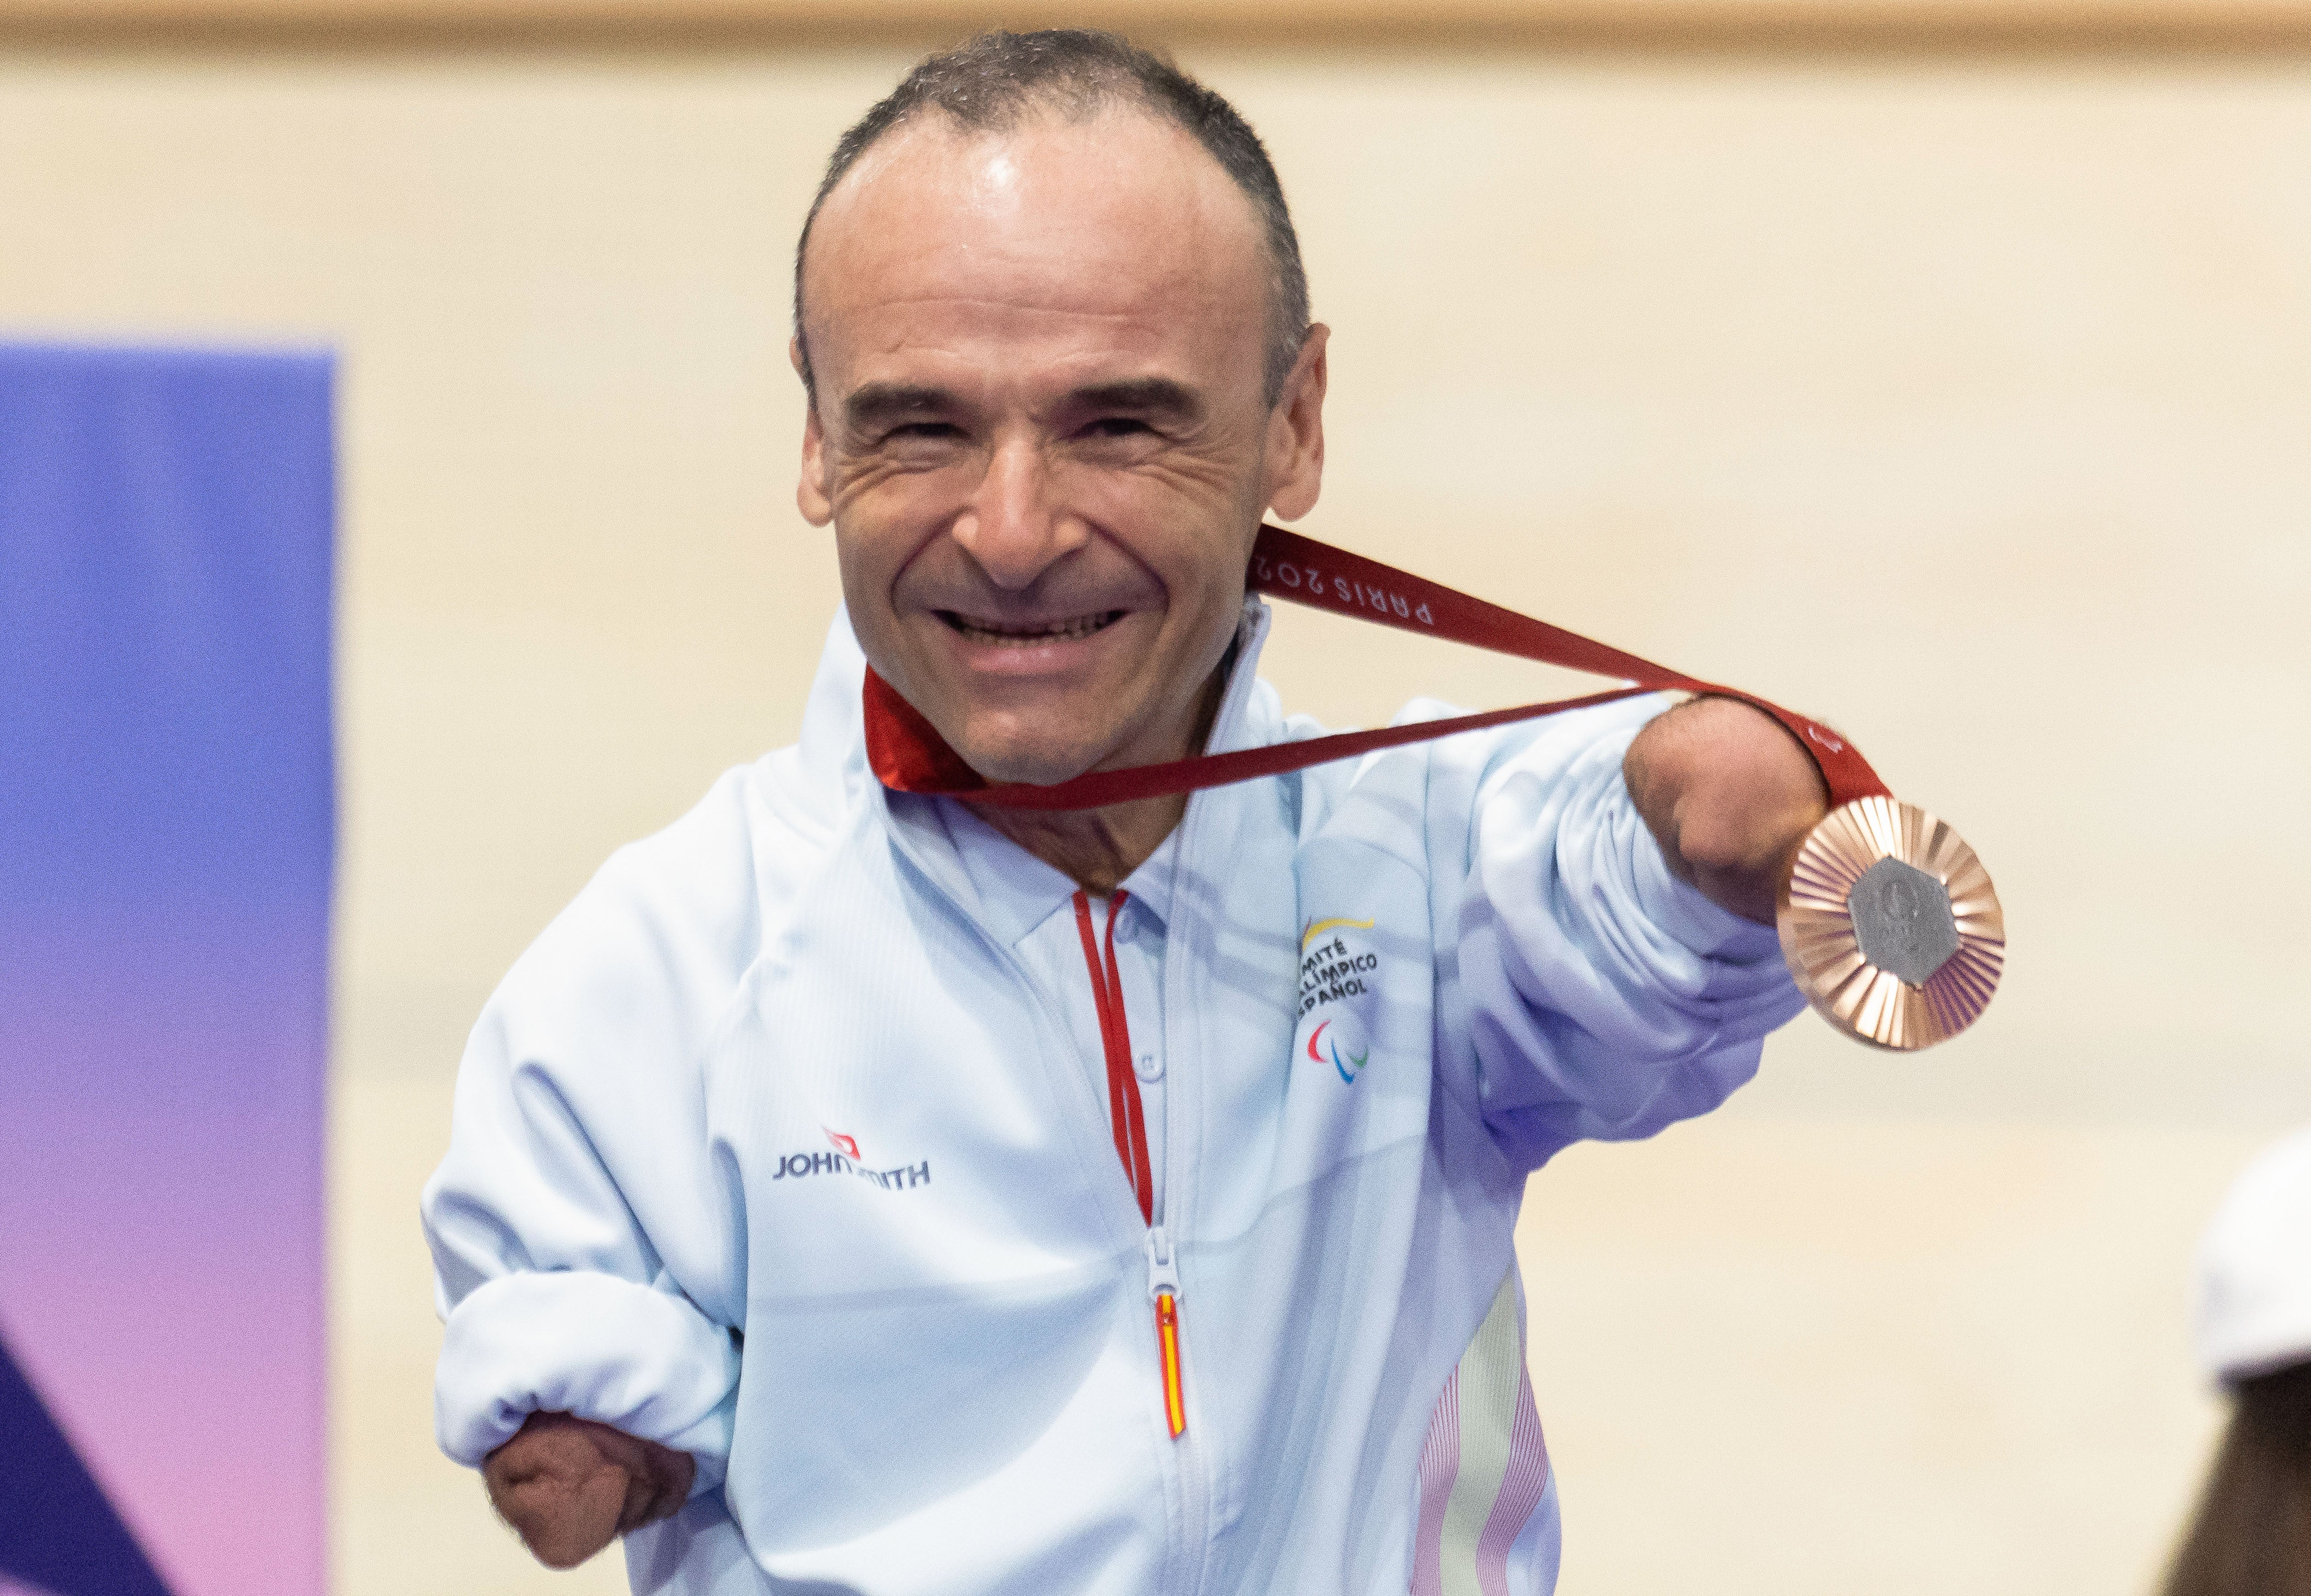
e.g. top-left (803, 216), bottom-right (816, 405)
top-left (951, 436), bottom-right (1085, 592)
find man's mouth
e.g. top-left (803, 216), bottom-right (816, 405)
top-left (939, 610), bottom-right (1126, 647)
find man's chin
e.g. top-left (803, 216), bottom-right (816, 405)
top-left (940, 707), bottom-right (1141, 788)
top-left (953, 735), bottom-right (1107, 789)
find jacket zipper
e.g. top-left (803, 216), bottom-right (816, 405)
top-left (884, 770), bottom-right (1242, 1589)
top-left (1073, 888), bottom-right (1187, 1441)
top-left (1146, 1225), bottom-right (1187, 1439)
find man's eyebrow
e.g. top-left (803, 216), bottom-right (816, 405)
top-left (1069, 379), bottom-right (1203, 421)
top-left (842, 383), bottom-right (959, 430)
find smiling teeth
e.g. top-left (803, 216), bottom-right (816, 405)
top-left (948, 611), bottom-right (1122, 646)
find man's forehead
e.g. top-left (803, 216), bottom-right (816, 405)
top-left (803, 108), bottom-right (1269, 334)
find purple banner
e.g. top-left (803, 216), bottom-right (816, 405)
top-left (0, 342), bottom-right (335, 1596)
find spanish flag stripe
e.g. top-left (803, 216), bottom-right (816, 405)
top-left (1156, 1293), bottom-right (1186, 1439)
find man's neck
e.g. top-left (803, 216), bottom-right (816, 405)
top-left (962, 649), bottom-right (1234, 894)
top-left (965, 792), bottom-right (1189, 896)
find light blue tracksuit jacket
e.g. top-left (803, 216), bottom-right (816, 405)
top-left (423, 599), bottom-right (1803, 1595)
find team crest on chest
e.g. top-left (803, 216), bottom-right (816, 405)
top-left (1297, 915), bottom-right (1384, 1083)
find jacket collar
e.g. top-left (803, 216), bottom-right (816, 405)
top-left (823, 597), bottom-right (1277, 922)
top-left (942, 804), bottom-right (1181, 949)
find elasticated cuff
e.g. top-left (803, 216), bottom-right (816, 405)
top-left (435, 1270), bottom-right (740, 1490)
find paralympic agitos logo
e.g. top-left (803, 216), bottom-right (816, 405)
top-left (770, 1127), bottom-right (932, 1191)
top-left (1307, 1013), bottom-right (1371, 1084)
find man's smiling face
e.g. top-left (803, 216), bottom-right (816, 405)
top-left (795, 107), bottom-right (1325, 786)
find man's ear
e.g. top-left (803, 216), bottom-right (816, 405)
top-left (1263, 324), bottom-right (1329, 525)
top-left (793, 336), bottom-right (833, 527)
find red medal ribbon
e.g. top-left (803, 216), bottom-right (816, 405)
top-left (865, 524), bottom-right (1891, 811)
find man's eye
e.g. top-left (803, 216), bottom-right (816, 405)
top-left (887, 422), bottom-right (961, 442)
top-left (1085, 417), bottom-right (1154, 439)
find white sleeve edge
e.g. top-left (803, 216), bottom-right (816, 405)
top-left (434, 1269), bottom-right (741, 1489)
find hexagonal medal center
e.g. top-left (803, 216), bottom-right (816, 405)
top-left (1846, 856), bottom-right (1959, 987)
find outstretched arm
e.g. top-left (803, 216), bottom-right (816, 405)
top-left (484, 1412), bottom-right (696, 1568)
top-left (1623, 695), bottom-right (1830, 926)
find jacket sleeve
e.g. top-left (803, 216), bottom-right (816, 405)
top-left (1441, 694), bottom-right (1806, 1170)
top-left (421, 774), bottom-right (756, 1486)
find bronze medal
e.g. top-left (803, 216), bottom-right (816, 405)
top-left (1777, 796), bottom-right (2004, 1050)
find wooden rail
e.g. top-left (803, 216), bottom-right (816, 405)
top-left (3, 0), bottom-right (2308, 49)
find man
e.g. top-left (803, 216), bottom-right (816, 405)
top-left (424, 31), bottom-right (1825, 1594)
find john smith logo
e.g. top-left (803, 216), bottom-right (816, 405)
top-left (771, 1128), bottom-right (930, 1191)
top-left (1307, 1013), bottom-right (1372, 1084)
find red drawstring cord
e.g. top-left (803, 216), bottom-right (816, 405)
top-left (1073, 889), bottom-right (1155, 1225)
top-left (1070, 888), bottom-right (1186, 1438)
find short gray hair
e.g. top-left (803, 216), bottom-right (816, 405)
top-left (793, 29), bottom-right (1312, 406)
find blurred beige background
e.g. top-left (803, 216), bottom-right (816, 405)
top-left (2, 18), bottom-right (2306, 1595)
